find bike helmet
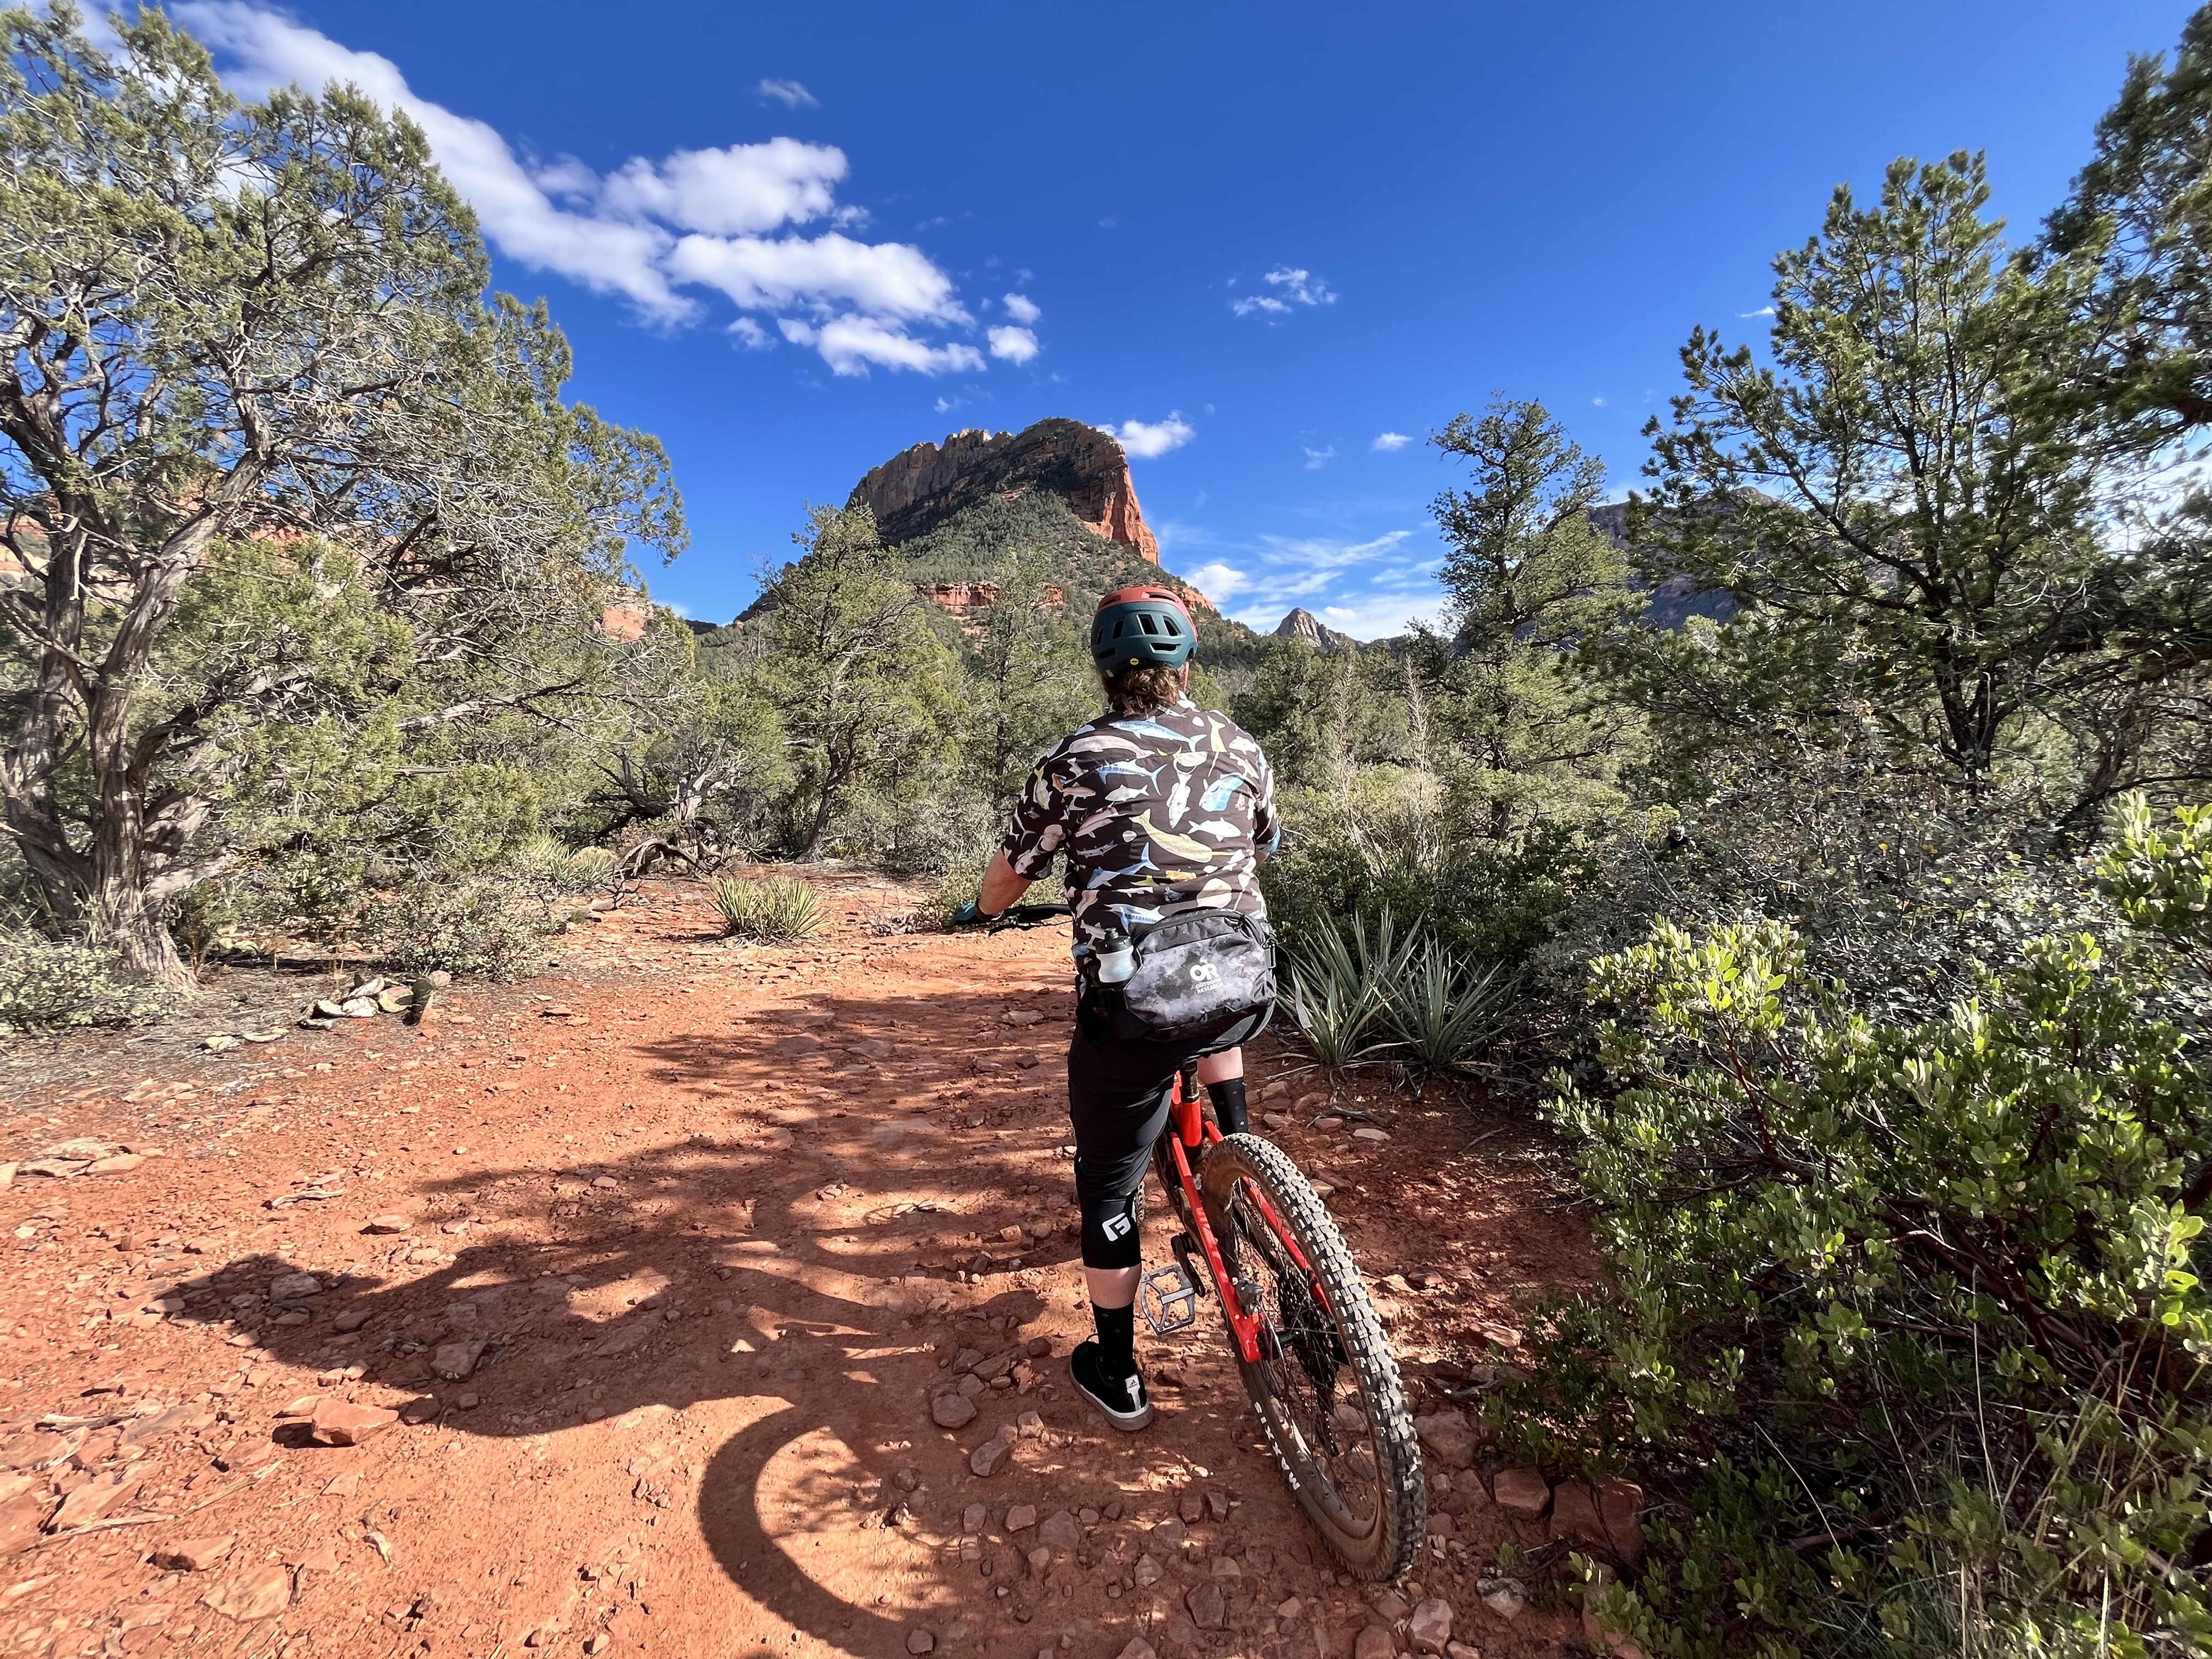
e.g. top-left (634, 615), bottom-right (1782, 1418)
top-left (1091, 585), bottom-right (1198, 672)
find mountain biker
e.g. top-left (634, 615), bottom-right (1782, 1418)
top-left (952, 584), bottom-right (1279, 1431)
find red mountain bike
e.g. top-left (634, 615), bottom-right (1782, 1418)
top-left (984, 904), bottom-right (1426, 1582)
top-left (1142, 1061), bottom-right (1425, 1582)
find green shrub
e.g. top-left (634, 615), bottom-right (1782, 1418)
top-left (1508, 794), bottom-right (2212, 1657)
top-left (711, 876), bottom-right (822, 942)
top-left (1263, 823), bottom-right (1579, 968)
top-left (510, 834), bottom-right (618, 898)
top-left (378, 882), bottom-right (543, 980)
top-left (0, 930), bottom-right (172, 1030)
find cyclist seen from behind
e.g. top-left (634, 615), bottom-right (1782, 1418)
top-left (955, 585), bottom-right (1279, 1431)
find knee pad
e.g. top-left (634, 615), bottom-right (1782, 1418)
top-left (1080, 1190), bottom-right (1143, 1269)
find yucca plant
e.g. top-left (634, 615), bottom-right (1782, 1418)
top-left (1379, 941), bottom-right (1518, 1069)
top-left (711, 876), bottom-right (822, 943)
top-left (1283, 907), bottom-right (1417, 1070)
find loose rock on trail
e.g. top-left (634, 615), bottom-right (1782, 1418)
top-left (0, 873), bottom-right (1601, 1659)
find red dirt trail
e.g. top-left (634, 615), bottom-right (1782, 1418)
top-left (0, 874), bottom-right (1599, 1659)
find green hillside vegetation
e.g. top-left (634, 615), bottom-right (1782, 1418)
top-left (12, 6), bottom-right (2212, 1650)
top-left (881, 484), bottom-right (1275, 680)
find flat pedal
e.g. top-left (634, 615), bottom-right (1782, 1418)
top-left (1140, 1262), bottom-right (1200, 1336)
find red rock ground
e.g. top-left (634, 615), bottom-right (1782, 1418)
top-left (0, 874), bottom-right (1601, 1659)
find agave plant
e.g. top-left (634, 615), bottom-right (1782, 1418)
top-left (1378, 941), bottom-right (1518, 1069)
top-left (711, 876), bottom-right (823, 943)
top-left (1282, 907), bottom-right (1418, 1070)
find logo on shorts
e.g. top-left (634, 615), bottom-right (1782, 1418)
top-left (1101, 1211), bottom-right (1133, 1241)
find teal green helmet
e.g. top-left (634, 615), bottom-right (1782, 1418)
top-left (1091, 584), bottom-right (1197, 673)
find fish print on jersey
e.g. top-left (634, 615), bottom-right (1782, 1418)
top-left (1001, 698), bottom-right (1279, 951)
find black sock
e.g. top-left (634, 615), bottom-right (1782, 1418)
top-left (1092, 1301), bottom-right (1137, 1379)
top-left (1207, 1076), bottom-right (1249, 1135)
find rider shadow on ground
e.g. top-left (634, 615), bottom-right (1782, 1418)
top-left (182, 981), bottom-right (1285, 1656)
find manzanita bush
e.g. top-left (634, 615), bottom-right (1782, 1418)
top-left (1505, 794), bottom-right (2212, 1657)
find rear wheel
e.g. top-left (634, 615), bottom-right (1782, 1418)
top-left (1199, 1132), bottom-right (1425, 1582)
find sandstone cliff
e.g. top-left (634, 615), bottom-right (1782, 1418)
top-left (849, 417), bottom-right (1161, 565)
top-left (918, 579), bottom-right (1064, 611)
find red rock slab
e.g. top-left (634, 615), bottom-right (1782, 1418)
top-left (309, 1400), bottom-right (398, 1447)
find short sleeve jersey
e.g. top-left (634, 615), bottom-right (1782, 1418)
top-left (1000, 698), bottom-right (1279, 952)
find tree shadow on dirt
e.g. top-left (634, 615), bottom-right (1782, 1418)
top-left (176, 980), bottom-right (1172, 1656)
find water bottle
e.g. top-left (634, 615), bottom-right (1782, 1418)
top-left (1093, 927), bottom-right (1135, 984)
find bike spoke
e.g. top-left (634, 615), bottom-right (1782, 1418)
top-left (1224, 1178), bottom-right (1382, 1536)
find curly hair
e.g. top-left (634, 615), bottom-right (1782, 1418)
top-left (1102, 664), bottom-right (1185, 716)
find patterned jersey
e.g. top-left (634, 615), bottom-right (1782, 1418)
top-left (1000, 699), bottom-right (1279, 952)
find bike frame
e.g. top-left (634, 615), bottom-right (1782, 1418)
top-left (1160, 1066), bottom-right (1325, 1366)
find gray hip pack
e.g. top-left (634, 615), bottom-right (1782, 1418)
top-left (1090, 911), bottom-right (1278, 1045)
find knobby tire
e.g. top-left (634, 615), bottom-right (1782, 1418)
top-left (1197, 1132), bottom-right (1425, 1582)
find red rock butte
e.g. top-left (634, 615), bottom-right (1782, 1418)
top-left (848, 417), bottom-right (1161, 565)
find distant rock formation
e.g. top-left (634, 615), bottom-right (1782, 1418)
top-left (1585, 501), bottom-right (1740, 630)
top-left (598, 600), bottom-right (649, 642)
top-left (1274, 607), bottom-right (1354, 651)
top-left (849, 417), bottom-right (1160, 564)
top-left (918, 579), bottom-right (1064, 611)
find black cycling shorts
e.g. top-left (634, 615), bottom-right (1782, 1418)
top-left (1066, 989), bottom-right (1270, 1205)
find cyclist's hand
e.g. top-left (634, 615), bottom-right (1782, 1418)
top-left (948, 900), bottom-right (990, 928)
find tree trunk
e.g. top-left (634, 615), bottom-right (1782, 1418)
top-left (84, 760), bottom-right (198, 993)
top-left (89, 870), bottom-right (194, 991)
top-left (799, 781), bottom-right (840, 862)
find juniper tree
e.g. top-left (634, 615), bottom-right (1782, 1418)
top-left (0, 8), bottom-right (684, 985)
top-left (962, 552), bottom-right (1096, 816)
top-left (757, 504), bottom-right (958, 860)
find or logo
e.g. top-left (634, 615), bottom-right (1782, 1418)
top-left (1189, 963), bottom-right (1220, 986)
top-left (1101, 1211), bottom-right (1133, 1241)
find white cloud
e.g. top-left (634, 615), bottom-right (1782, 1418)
top-left (755, 78), bottom-right (818, 109)
top-left (1592, 395), bottom-right (1607, 407)
top-left (1187, 562), bottom-right (1248, 602)
top-left (179, 0), bottom-right (689, 315)
top-left (1233, 266), bottom-right (1337, 318)
top-left (1002, 293), bottom-right (1041, 325)
top-left (1304, 446), bottom-right (1338, 470)
top-left (1102, 415), bottom-right (1195, 459)
top-left (665, 231), bottom-right (966, 322)
top-left (778, 316), bottom-right (983, 376)
top-left (988, 325), bottom-right (1040, 364)
top-left (599, 139), bottom-right (845, 236)
top-left (1738, 306), bottom-right (1777, 318)
top-left (1295, 592), bottom-right (1441, 640)
top-left (1266, 268), bottom-right (1336, 305)
top-left (173, 2), bottom-right (1002, 374)
top-left (1372, 432), bottom-right (1411, 451)
top-left (1189, 526), bottom-right (1440, 642)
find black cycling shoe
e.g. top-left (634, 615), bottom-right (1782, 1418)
top-left (1070, 1339), bottom-right (1154, 1431)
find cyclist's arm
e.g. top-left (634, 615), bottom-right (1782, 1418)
top-left (1251, 747), bottom-right (1282, 865)
top-left (977, 850), bottom-right (1030, 919)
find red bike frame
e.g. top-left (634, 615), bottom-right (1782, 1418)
top-left (1159, 1069), bottom-right (1325, 1365)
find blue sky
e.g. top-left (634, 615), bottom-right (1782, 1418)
top-left (168, 0), bottom-right (2197, 639)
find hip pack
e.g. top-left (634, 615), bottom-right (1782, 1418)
top-left (1096, 911), bottom-right (1277, 1045)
